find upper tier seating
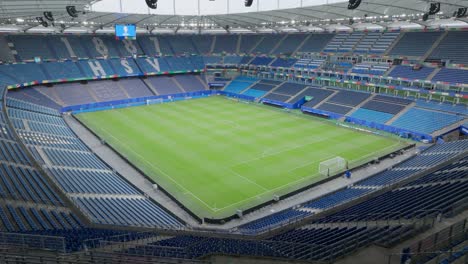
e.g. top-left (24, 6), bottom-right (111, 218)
top-left (388, 65), bottom-right (435, 80)
top-left (354, 32), bottom-right (394, 54)
top-left (0, 63), bottom-right (47, 83)
top-left (388, 32), bottom-right (442, 57)
top-left (369, 32), bottom-right (400, 54)
top-left (298, 34), bottom-right (335, 53)
top-left (272, 34), bottom-right (306, 54)
top-left (42, 61), bottom-right (83, 80)
top-left (192, 36), bottom-right (214, 54)
top-left (213, 35), bottom-right (238, 54)
top-left (432, 68), bottom-right (468, 84)
top-left (252, 35), bottom-right (285, 54)
top-left (7, 35), bottom-right (55, 61)
top-left (391, 108), bottom-right (464, 134)
top-left (428, 31), bottom-right (468, 64)
top-left (324, 32), bottom-right (364, 53)
top-left (239, 35), bottom-right (263, 54)
top-left (165, 36), bottom-right (198, 55)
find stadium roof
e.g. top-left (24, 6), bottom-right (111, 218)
top-left (0, 0), bottom-right (467, 33)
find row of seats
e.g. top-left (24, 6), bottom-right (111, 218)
top-left (73, 197), bottom-right (182, 228)
top-left (390, 108), bottom-right (464, 134)
top-left (6, 99), bottom-right (184, 229)
top-left (132, 225), bottom-right (410, 261)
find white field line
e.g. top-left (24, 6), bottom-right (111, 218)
top-left (98, 126), bottom-right (217, 212)
top-left (228, 169), bottom-right (268, 191)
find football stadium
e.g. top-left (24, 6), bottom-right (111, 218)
top-left (0, 0), bottom-right (467, 263)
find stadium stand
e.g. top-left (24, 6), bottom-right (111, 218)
top-left (270, 58), bottom-right (297, 68)
top-left (390, 108), bottom-right (464, 134)
top-left (251, 35), bottom-right (285, 54)
top-left (388, 32), bottom-right (442, 57)
top-left (388, 65), bottom-right (435, 80)
top-left (239, 35), bottom-right (263, 54)
top-left (428, 31), bottom-right (468, 64)
top-left (223, 76), bottom-right (257, 94)
top-left (5, 99), bottom-right (184, 229)
top-left (0, 28), bottom-right (467, 264)
top-left (295, 87), bottom-right (335, 107)
top-left (213, 35), bottom-right (238, 54)
top-left (272, 34), bottom-right (306, 54)
top-left (327, 90), bottom-right (371, 107)
top-left (350, 108), bottom-right (394, 124)
top-left (351, 63), bottom-right (390, 75)
top-left (297, 34), bottom-right (335, 53)
top-left (192, 35), bottom-right (213, 54)
top-left (432, 68), bottom-right (468, 84)
top-left (416, 99), bottom-right (467, 115)
top-left (249, 56), bottom-right (274, 66)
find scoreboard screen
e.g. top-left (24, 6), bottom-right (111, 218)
top-left (115, 24), bottom-right (136, 40)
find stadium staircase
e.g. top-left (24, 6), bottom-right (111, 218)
top-left (172, 78), bottom-right (187, 93)
top-left (258, 81), bottom-right (285, 99)
top-left (196, 75), bottom-right (209, 90)
top-left (292, 34), bottom-right (312, 55)
top-left (270, 35), bottom-right (289, 55)
top-left (248, 36), bottom-right (265, 54)
top-left (342, 94), bottom-right (376, 116)
top-left (209, 36), bottom-right (216, 54)
top-left (383, 65), bottom-right (396, 77)
top-left (385, 102), bottom-right (416, 125)
top-left (426, 67), bottom-right (442, 81)
top-left (384, 32), bottom-right (405, 56)
top-left (422, 31), bottom-right (449, 62)
top-left (310, 89), bottom-right (338, 109)
top-left (285, 86), bottom-right (311, 104)
top-left (235, 35), bottom-right (242, 54)
top-left (141, 78), bottom-right (160, 95)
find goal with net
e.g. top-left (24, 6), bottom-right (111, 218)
top-left (146, 98), bottom-right (164, 106)
top-left (319, 157), bottom-right (348, 177)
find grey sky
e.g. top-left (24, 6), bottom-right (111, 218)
top-left (91, 0), bottom-right (346, 16)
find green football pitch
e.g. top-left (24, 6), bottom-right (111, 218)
top-left (77, 96), bottom-right (407, 219)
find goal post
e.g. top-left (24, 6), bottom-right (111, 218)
top-left (146, 98), bottom-right (164, 106)
top-left (319, 157), bottom-right (348, 177)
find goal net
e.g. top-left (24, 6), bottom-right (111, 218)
top-left (146, 98), bottom-right (164, 106)
top-left (319, 157), bottom-right (347, 176)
